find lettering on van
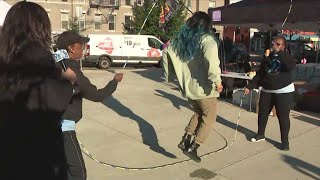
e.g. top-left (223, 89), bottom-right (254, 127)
top-left (97, 37), bottom-right (114, 54)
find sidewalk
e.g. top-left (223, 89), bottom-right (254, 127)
top-left (77, 68), bottom-right (319, 180)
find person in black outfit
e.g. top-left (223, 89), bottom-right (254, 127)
top-left (244, 36), bottom-right (296, 151)
top-left (0, 2), bottom-right (77, 180)
top-left (56, 31), bottom-right (123, 180)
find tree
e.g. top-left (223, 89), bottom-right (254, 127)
top-left (68, 16), bottom-right (87, 34)
top-left (124, 0), bottom-right (187, 41)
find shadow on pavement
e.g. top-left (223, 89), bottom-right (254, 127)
top-left (190, 168), bottom-right (218, 180)
top-left (216, 116), bottom-right (281, 147)
top-left (282, 155), bottom-right (320, 180)
top-left (154, 89), bottom-right (191, 110)
top-left (291, 114), bottom-right (320, 127)
top-left (133, 68), bottom-right (164, 82)
top-left (101, 96), bottom-right (176, 158)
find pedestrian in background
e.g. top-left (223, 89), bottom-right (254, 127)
top-left (56, 30), bottom-right (123, 180)
top-left (0, 2), bottom-right (77, 180)
top-left (244, 35), bottom-right (296, 151)
top-left (162, 11), bottom-right (223, 162)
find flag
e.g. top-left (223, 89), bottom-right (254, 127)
top-left (159, 0), bottom-right (178, 23)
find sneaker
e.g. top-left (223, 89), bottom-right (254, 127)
top-left (251, 134), bottom-right (265, 142)
top-left (281, 143), bottom-right (290, 151)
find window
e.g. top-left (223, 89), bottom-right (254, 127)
top-left (110, 0), bottom-right (116, 6)
top-left (124, 15), bottom-right (131, 30)
top-left (187, 0), bottom-right (192, 9)
top-left (148, 38), bottom-right (162, 49)
top-left (136, 0), bottom-right (142, 6)
top-left (125, 0), bottom-right (131, 6)
top-left (108, 15), bottom-right (116, 31)
top-left (62, 0), bottom-right (68, 2)
top-left (61, 12), bottom-right (69, 30)
top-left (94, 14), bottom-right (102, 30)
top-left (79, 13), bottom-right (86, 31)
top-left (209, 0), bottom-right (216, 8)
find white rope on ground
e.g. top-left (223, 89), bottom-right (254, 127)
top-left (79, 96), bottom-right (246, 171)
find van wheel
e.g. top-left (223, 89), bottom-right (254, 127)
top-left (98, 57), bottom-right (111, 69)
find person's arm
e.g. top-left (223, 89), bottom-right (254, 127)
top-left (203, 37), bottom-right (222, 86)
top-left (65, 60), bottom-right (119, 102)
top-left (278, 51), bottom-right (296, 71)
top-left (246, 56), bottom-right (270, 90)
top-left (77, 70), bottom-right (118, 102)
top-left (162, 49), bottom-right (175, 82)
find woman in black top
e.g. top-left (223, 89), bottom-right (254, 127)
top-left (0, 2), bottom-right (77, 180)
top-left (244, 36), bottom-right (296, 151)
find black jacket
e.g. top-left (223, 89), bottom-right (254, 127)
top-left (247, 51), bottom-right (296, 90)
top-left (0, 43), bottom-right (74, 179)
top-left (61, 59), bottom-right (118, 122)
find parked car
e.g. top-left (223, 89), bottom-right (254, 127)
top-left (287, 42), bottom-right (320, 63)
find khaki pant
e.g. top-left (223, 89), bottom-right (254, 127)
top-left (185, 98), bottom-right (218, 144)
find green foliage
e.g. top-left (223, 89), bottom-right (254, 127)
top-left (124, 0), bottom-right (187, 42)
top-left (68, 16), bottom-right (87, 34)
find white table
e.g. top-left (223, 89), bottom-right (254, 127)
top-left (220, 72), bottom-right (253, 80)
top-left (220, 72), bottom-right (254, 111)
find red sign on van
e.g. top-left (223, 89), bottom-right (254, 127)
top-left (147, 48), bottom-right (161, 57)
top-left (97, 37), bottom-right (114, 54)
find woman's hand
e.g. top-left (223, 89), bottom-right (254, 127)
top-left (216, 83), bottom-right (223, 93)
top-left (113, 73), bottom-right (123, 82)
top-left (244, 87), bottom-right (250, 95)
top-left (61, 68), bottom-right (77, 85)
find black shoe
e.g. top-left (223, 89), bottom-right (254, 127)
top-left (178, 133), bottom-right (192, 151)
top-left (183, 141), bottom-right (201, 163)
top-left (251, 134), bottom-right (265, 142)
top-left (281, 143), bottom-right (290, 151)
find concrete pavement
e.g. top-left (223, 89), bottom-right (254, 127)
top-left (76, 68), bottom-right (319, 180)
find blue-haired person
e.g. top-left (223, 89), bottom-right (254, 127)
top-left (162, 11), bottom-right (223, 163)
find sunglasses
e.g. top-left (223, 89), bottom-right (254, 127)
top-left (272, 41), bottom-right (282, 46)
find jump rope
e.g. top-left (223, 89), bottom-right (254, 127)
top-left (78, 93), bottom-right (245, 171)
top-left (78, 0), bottom-right (294, 171)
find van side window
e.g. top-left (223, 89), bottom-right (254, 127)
top-left (148, 38), bottom-right (162, 49)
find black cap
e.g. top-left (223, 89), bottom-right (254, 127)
top-left (56, 31), bottom-right (90, 50)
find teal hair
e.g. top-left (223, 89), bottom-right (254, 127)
top-left (170, 11), bottom-right (218, 62)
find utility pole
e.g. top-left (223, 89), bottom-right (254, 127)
top-left (163, 0), bottom-right (166, 34)
top-left (196, 0), bottom-right (199, 11)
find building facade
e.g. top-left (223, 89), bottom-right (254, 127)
top-left (5, 0), bottom-right (225, 35)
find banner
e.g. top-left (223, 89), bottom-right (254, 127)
top-left (159, 0), bottom-right (178, 23)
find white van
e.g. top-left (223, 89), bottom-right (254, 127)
top-left (84, 34), bottom-right (163, 69)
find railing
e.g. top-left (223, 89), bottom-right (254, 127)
top-left (89, 0), bottom-right (120, 8)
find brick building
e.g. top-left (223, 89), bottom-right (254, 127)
top-left (4, 0), bottom-right (226, 35)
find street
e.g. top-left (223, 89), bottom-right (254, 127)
top-left (77, 68), bottom-right (319, 180)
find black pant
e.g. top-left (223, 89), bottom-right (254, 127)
top-left (257, 91), bottom-right (294, 143)
top-left (63, 131), bottom-right (87, 180)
